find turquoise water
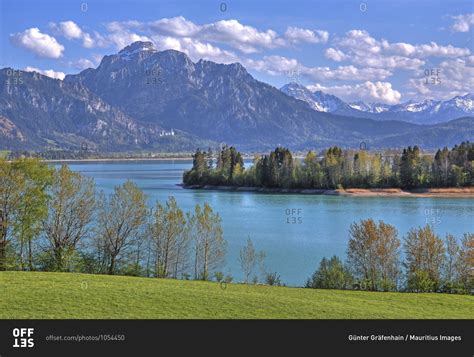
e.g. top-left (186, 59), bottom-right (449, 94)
top-left (62, 160), bottom-right (474, 286)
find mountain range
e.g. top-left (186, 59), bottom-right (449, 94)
top-left (281, 82), bottom-right (473, 124)
top-left (0, 41), bottom-right (472, 152)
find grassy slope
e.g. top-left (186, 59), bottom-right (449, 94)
top-left (1, 271), bottom-right (473, 319)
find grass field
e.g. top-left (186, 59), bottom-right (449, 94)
top-left (1, 271), bottom-right (473, 319)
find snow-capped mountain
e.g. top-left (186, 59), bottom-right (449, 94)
top-left (280, 82), bottom-right (473, 124)
top-left (348, 101), bottom-right (391, 114)
top-left (357, 94), bottom-right (474, 124)
top-left (118, 41), bottom-right (157, 61)
top-left (280, 82), bottom-right (360, 116)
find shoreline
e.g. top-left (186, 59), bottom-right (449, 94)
top-left (43, 157), bottom-right (193, 163)
top-left (180, 185), bottom-right (474, 198)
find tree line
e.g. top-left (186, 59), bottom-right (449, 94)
top-left (0, 159), bottom-right (226, 280)
top-left (184, 142), bottom-right (474, 189)
top-left (306, 219), bottom-right (473, 294)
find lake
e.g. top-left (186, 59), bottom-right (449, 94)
top-left (62, 160), bottom-right (474, 286)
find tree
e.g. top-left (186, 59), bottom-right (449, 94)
top-left (238, 237), bottom-right (266, 283)
top-left (97, 181), bottom-right (147, 275)
top-left (457, 233), bottom-right (473, 291)
top-left (0, 159), bottom-right (52, 271)
top-left (323, 147), bottom-right (343, 188)
top-left (432, 147), bottom-right (450, 187)
top-left (192, 203), bottom-right (226, 280)
top-left (442, 234), bottom-right (459, 291)
top-left (404, 225), bottom-right (445, 292)
top-left (306, 256), bottom-right (352, 289)
top-left (347, 219), bottom-right (401, 291)
top-left (399, 146), bottom-right (422, 189)
top-left (43, 165), bottom-right (95, 271)
top-left (148, 196), bottom-right (188, 278)
top-left (0, 159), bottom-right (24, 270)
top-left (12, 159), bottom-right (53, 270)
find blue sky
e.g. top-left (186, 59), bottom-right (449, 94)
top-left (1, 0), bottom-right (472, 103)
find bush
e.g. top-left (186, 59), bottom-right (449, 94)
top-left (214, 271), bottom-right (224, 282)
top-left (306, 256), bottom-right (353, 289)
top-left (407, 270), bottom-right (436, 292)
top-left (265, 272), bottom-right (283, 286)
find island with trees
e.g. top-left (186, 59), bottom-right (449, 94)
top-left (183, 142), bottom-right (474, 196)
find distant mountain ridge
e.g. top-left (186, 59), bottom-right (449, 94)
top-left (0, 41), bottom-right (472, 151)
top-left (280, 82), bottom-right (473, 124)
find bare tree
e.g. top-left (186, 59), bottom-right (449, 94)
top-left (239, 237), bottom-right (266, 283)
top-left (97, 181), bottom-right (147, 275)
top-left (43, 165), bottom-right (95, 271)
top-left (443, 234), bottom-right (459, 284)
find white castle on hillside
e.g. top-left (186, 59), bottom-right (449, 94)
top-left (159, 128), bottom-right (175, 137)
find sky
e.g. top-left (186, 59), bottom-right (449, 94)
top-left (0, 0), bottom-right (473, 104)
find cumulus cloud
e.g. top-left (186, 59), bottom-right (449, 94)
top-left (54, 21), bottom-right (82, 39)
top-left (149, 17), bottom-right (200, 37)
top-left (383, 40), bottom-right (470, 58)
top-left (10, 28), bottom-right (64, 58)
top-left (72, 58), bottom-right (95, 70)
top-left (106, 17), bottom-right (327, 54)
top-left (245, 55), bottom-right (391, 81)
top-left (24, 66), bottom-right (65, 80)
top-left (49, 21), bottom-right (106, 48)
top-left (107, 31), bottom-right (151, 50)
top-left (324, 48), bottom-right (347, 62)
top-left (407, 57), bottom-right (474, 100)
top-left (151, 35), bottom-right (240, 64)
top-left (328, 29), bottom-right (470, 70)
top-left (308, 81), bottom-right (402, 104)
top-left (451, 13), bottom-right (474, 32)
top-left (284, 27), bottom-right (328, 44)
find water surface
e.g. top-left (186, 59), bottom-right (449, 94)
top-left (61, 160), bottom-right (474, 286)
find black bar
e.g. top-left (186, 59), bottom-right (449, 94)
top-left (0, 320), bottom-right (472, 356)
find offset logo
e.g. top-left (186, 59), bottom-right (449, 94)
top-left (12, 328), bottom-right (34, 348)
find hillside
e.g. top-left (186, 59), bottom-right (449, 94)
top-left (1, 272), bottom-right (473, 319)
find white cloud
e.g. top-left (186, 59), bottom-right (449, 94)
top-left (308, 81), bottom-right (402, 104)
top-left (72, 58), bottom-right (95, 70)
top-left (107, 31), bottom-right (151, 50)
top-left (56, 21), bottom-right (83, 39)
top-left (191, 19), bottom-right (284, 53)
top-left (10, 28), bottom-right (64, 58)
top-left (329, 29), bottom-right (470, 71)
top-left (107, 17), bottom-right (327, 54)
top-left (24, 66), bottom-right (65, 80)
top-left (324, 48), bottom-right (347, 62)
top-left (152, 35), bottom-right (240, 64)
top-left (451, 13), bottom-right (474, 32)
top-left (149, 17), bottom-right (199, 36)
top-left (407, 57), bottom-right (474, 100)
top-left (245, 55), bottom-right (391, 81)
top-left (49, 21), bottom-right (105, 48)
top-left (244, 55), bottom-right (299, 75)
top-left (284, 27), bottom-right (328, 44)
top-left (385, 41), bottom-right (470, 58)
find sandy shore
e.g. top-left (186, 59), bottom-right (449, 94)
top-left (181, 185), bottom-right (474, 198)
